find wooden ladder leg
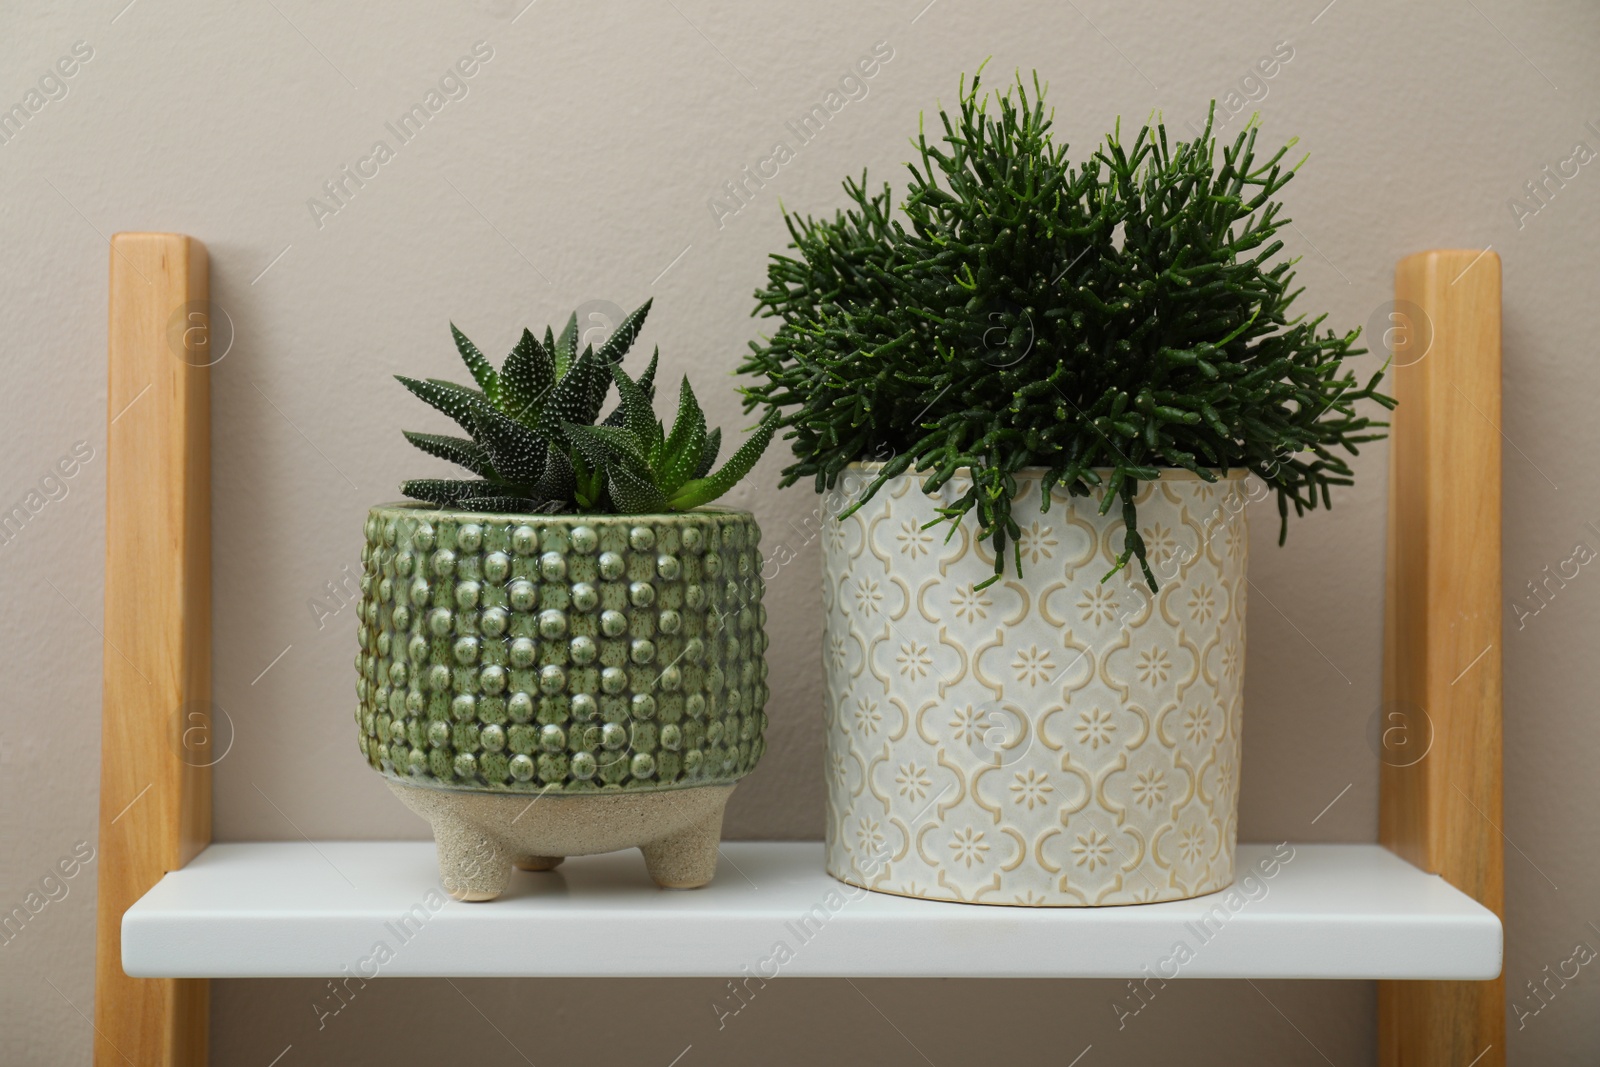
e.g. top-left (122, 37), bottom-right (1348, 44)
top-left (1378, 249), bottom-right (1505, 1066)
top-left (94, 234), bottom-right (212, 1066)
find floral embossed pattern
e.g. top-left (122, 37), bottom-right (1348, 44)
top-left (823, 466), bottom-right (1248, 905)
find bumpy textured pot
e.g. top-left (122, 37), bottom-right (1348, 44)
top-left (823, 465), bottom-right (1248, 906)
top-left (356, 503), bottom-right (768, 899)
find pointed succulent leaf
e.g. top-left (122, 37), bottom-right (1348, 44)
top-left (424, 377), bottom-right (487, 397)
top-left (553, 312), bottom-right (579, 377)
top-left (580, 345), bottom-right (615, 422)
top-left (667, 411), bottom-right (778, 510)
top-left (655, 377), bottom-right (707, 496)
top-left (401, 478), bottom-right (509, 506)
top-left (610, 364), bottom-right (659, 459)
top-left (450, 324), bottom-right (499, 403)
top-left (601, 348), bottom-right (660, 427)
top-left (423, 377), bottom-right (495, 411)
top-left (401, 431), bottom-right (497, 478)
top-left (500, 329), bottom-right (556, 425)
top-left (469, 405), bottom-right (548, 485)
top-left (457, 495), bottom-right (547, 514)
top-left (534, 346), bottom-right (611, 443)
top-left (595, 300), bottom-right (652, 365)
top-left (692, 426), bottom-right (722, 480)
top-left (562, 421), bottom-right (614, 472)
top-left (572, 454), bottom-right (607, 511)
top-left (396, 375), bottom-right (494, 436)
top-left (638, 347), bottom-right (660, 401)
top-left (564, 422), bottom-right (650, 471)
top-left (605, 459), bottom-right (668, 514)
top-left (534, 447), bottom-right (576, 503)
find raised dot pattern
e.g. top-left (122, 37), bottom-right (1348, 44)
top-left (356, 508), bottom-right (770, 794)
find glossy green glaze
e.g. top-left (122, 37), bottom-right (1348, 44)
top-left (355, 503), bottom-right (768, 794)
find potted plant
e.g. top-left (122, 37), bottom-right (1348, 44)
top-left (357, 300), bottom-right (778, 899)
top-left (740, 71), bottom-right (1393, 906)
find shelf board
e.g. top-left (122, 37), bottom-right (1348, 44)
top-left (122, 841), bottom-right (1500, 980)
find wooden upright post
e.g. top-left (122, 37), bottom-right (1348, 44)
top-left (1378, 249), bottom-right (1505, 1065)
top-left (95, 234), bottom-right (212, 1066)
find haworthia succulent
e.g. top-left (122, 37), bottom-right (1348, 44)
top-left (456, 495), bottom-right (548, 513)
top-left (399, 301), bottom-right (772, 515)
top-left (534, 448), bottom-right (576, 503)
top-left (400, 478), bottom-right (509, 506)
top-left (603, 347), bottom-right (660, 427)
top-left (693, 427), bottom-right (721, 480)
top-left (637, 348), bottom-right (660, 401)
top-left (553, 312), bottom-right (578, 377)
top-left (565, 422), bottom-right (650, 472)
top-left (656, 377), bottom-right (706, 495)
top-left (596, 300), bottom-right (653, 365)
top-left (500, 329), bottom-right (556, 426)
top-left (533, 345), bottom-right (607, 445)
top-left (605, 459), bottom-right (668, 513)
top-left (396, 375), bottom-right (492, 436)
top-left (610, 365), bottom-right (661, 460)
top-left (401, 431), bottom-right (495, 478)
top-left (450, 323), bottom-right (499, 404)
top-left (469, 406), bottom-right (547, 485)
top-left (666, 412), bottom-right (778, 510)
top-left (571, 454), bottom-right (606, 511)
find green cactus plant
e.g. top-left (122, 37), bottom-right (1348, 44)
top-left (397, 299), bottom-right (776, 515)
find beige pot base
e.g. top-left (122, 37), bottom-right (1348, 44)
top-left (386, 780), bottom-right (735, 901)
top-left (826, 856), bottom-right (1236, 907)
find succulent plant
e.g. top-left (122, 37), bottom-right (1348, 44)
top-left (740, 69), bottom-right (1394, 591)
top-left (397, 300), bottom-right (776, 516)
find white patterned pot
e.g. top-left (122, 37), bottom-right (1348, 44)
top-left (822, 464), bottom-right (1249, 906)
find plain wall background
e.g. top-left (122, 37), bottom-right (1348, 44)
top-left (3, 0), bottom-right (1597, 1062)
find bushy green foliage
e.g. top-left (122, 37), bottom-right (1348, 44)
top-left (399, 300), bottom-right (776, 514)
top-left (739, 69), bottom-right (1394, 589)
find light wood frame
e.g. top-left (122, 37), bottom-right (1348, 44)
top-left (92, 241), bottom-right (1505, 1065)
top-left (1378, 250), bottom-right (1506, 1065)
top-left (95, 233), bottom-right (211, 1066)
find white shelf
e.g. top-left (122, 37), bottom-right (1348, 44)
top-left (123, 841), bottom-right (1500, 980)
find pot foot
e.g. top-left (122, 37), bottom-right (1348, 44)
top-left (432, 814), bottom-right (513, 903)
top-left (640, 801), bottom-right (728, 889)
top-left (384, 779), bottom-right (738, 894)
top-left (447, 886), bottom-right (500, 903)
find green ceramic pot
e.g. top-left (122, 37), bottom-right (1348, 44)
top-left (355, 503), bottom-right (768, 897)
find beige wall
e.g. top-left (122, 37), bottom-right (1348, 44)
top-left (3, 0), bottom-right (1597, 1062)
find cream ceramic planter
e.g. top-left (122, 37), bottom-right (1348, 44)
top-left (822, 464), bottom-right (1249, 906)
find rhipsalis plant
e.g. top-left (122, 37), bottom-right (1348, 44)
top-left (398, 299), bottom-right (777, 514)
top-left (739, 68), bottom-right (1394, 591)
